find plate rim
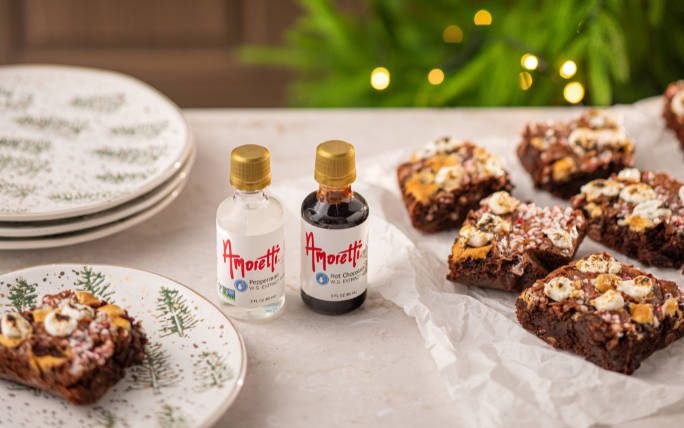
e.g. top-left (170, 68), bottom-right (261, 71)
top-left (0, 63), bottom-right (194, 222)
top-left (0, 262), bottom-right (247, 428)
top-left (0, 171), bottom-right (188, 250)
top-left (0, 142), bottom-right (196, 237)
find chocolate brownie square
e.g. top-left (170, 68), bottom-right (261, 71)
top-left (398, 138), bottom-right (513, 233)
top-left (446, 191), bottom-right (587, 292)
top-left (516, 252), bottom-right (684, 374)
top-left (663, 81), bottom-right (684, 150)
top-left (0, 290), bottom-right (147, 405)
top-left (571, 168), bottom-right (684, 268)
top-left (517, 109), bottom-right (636, 199)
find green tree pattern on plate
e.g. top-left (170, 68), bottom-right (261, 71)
top-left (193, 351), bottom-right (235, 393)
top-left (127, 342), bottom-right (182, 394)
top-left (96, 169), bottom-right (156, 184)
top-left (93, 145), bottom-right (168, 165)
top-left (93, 410), bottom-right (128, 428)
top-left (110, 120), bottom-right (168, 139)
top-left (5, 380), bottom-right (42, 396)
top-left (48, 191), bottom-right (118, 202)
top-left (0, 137), bottom-right (51, 154)
top-left (74, 266), bottom-right (114, 301)
top-left (0, 154), bottom-right (50, 176)
top-left (0, 178), bottom-right (37, 198)
top-left (0, 87), bottom-right (32, 110)
top-left (15, 115), bottom-right (88, 136)
top-left (157, 287), bottom-right (198, 338)
top-left (71, 93), bottom-right (126, 113)
top-left (156, 404), bottom-right (191, 428)
top-left (6, 277), bottom-right (38, 312)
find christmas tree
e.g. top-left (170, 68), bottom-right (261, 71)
top-left (94, 410), bottom-right (128, 428)
top-left (156, 404), bottom-right (191, 428)
top-left (127, 342), bottom-right (182, 394)
top-left (6, 277), bottom-right (38, 311)
top-left (241, 0), bottom-right (684, 107)
top-left (156, 287), bottom-right (198, 338)
top-left (74, 266), bottom-right (114, 302)
top-left (193, 351), bottom-right (235, 392)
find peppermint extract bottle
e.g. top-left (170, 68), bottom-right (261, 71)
top-left (217, 145), bottom-right (285, 320)
top-left (300, 140), bottom-right (370, 315)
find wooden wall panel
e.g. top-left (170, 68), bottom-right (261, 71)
top-left (0, 0), bottom-right (301, 107)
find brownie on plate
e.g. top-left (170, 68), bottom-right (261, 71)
top-left (0, 290), bottom-right (147, 405)
top-left (446, 191), bottom-right (587, 292)
top-left (398, 137), bottom-right (513, 233)
top-left (516, 253), bottom-right (684, 374)
top-left (517, 109), bottom-right (636, 199)
top-left (571, 168), bottom-right (684, 268)
top-left (664, 81), bottom-right (684, 150)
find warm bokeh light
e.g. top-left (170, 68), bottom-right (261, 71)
top-left (371, 67), bottom-right (390, 90)
top-left (474, 10), bottom-right (492, 25)
top-left (564, 82), bottom-right (584, 103)
top-left (443, 25), bottom-right (463, 43)
top-left (560, 61), bottom-right (577, 79)
top-left (428, 69), bottom-right (445, 85)
top-left (518, 72), bottom-right (532, 90)
top-left (521, 54), bottom-right (538, 70)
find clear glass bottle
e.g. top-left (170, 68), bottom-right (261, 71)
top-left (216, 145), bottom-right (285, 320)
top-left (300, 140), bottom-right (370, 315)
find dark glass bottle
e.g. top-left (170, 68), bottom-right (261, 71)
top-left (300, 140), bottom-right (370, 315)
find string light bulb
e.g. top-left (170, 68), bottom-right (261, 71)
top-left (428, 69), bottom-right (444, 85)
top-left (560, 61), bottom-right (577, 79)
top-left (474, 10), bottom-right (492, 25)
top-left (521, 54), bottom-right (538, 70)
top-left (371, 67), bottom-right (390, 90)
top-left (518, 72), bottom-right (533, 90)
top-left (564, 82), bottom-right (584, 103)
top-left (443, 25), bottom-right (463, 43)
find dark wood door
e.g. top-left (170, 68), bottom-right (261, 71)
top-left (0, 0), bottom-right (300, 107)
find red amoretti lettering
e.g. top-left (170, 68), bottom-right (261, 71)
top-left (305, 232), bottom-right (363, 273)
top-left (222, 239), bottom-right (280, 280)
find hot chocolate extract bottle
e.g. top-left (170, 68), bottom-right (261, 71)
top-left (217, 145), bottom-right (285, 320)
top-left (300, 140), bottom-right (369, 315)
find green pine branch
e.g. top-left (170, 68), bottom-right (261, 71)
top-left (127, 342), bottom-right (182, 394)
top-left (5, 380), bottom-right (42, 396)
top-left (74, 266), bottom-right (114, 301)
top-left (96, 169), bottom-right (156, 184)
top-left (110, 121), bottom-right (168, 139)
top-left (156, 404), bottom-right (191, 428)
top-left (156, 287), bottom-right (198, 338)
top-left (48, 191), bottom-right (117, 202)
top-left (193, 351), bottom-right (235, 393)
top-left (0, 154), bottom-right (50, 176)
top-left (0, 137), bottom-right (51, 154)
top-left (94, 410), bottom-right (128, 428)
top-left (0, 88), bottom-right (33, 110)
top-left (7, 278), bottom-right (38, 312)
top-left (0, 178), bottom-right (37, 199)
top-left (93, 145), bottom-right (168, 164)
top-left (14, 115), bottom-right (87, 136)
top-left (71, 93), bottom-right (126, 113)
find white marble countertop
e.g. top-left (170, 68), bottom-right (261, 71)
top-left (1, 105), bottom-right (677, 428)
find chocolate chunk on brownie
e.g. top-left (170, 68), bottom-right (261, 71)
top-left (571, 168), bottom-right (684, 268)
top-left (516, 252), bottom-right (684, 374)
top-left (517, 109), bottom-right (635, 199)
top-left (446, 191), bottom-right (587, 292)
top-left (663, 81), bottom-right (684, 150)
top-left (398, 138), bottom-right (513, 233)
top-left (0, 290), bottom-right (147, 405)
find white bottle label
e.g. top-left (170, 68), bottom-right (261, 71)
top-left (300, 219), bottom-right (369, 301)
top-left (216, 222), bottom-right (285, 308)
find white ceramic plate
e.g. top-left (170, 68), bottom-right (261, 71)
top-left (0, 264), bottom-right (246, 428)
top-left (0, 64), bottom-right (193, 221)
top-left (0, 177), bottom-right (187, 250)
top-left (0, 142), bottom-right (195, 238)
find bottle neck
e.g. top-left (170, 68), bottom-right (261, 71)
top-left (317, 184), bottom-right (352, 203)
top-left (233, 188), bottom-right (268, 209)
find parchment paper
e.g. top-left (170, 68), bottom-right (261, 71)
top-left (269, 97), bottom-right (684, 427)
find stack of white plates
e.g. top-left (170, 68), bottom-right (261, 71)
top-left (0, 65), bottom-right (195, 249)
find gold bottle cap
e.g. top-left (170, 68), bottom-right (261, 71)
top-left (314, 140), bottom-right (357, 187)
top-left (230, 144), bottom-right (271, 191)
